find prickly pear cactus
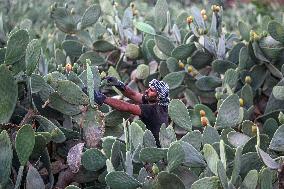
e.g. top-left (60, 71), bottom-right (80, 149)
top-left (0, 65), bottom-right (18, 124)
top-left (0, 0), bottom-right (284, 188)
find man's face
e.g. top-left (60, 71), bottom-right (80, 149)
top-left (145, 86), bottom-right (158, 102)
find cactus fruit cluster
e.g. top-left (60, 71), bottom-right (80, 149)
top-left (0, 0), bottom-right (284, 189)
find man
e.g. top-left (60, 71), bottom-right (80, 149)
top-left (92, 77), bottom-right (170, 147)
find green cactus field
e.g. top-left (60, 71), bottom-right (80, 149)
top-left (0, 0), bottom-right (284, 188)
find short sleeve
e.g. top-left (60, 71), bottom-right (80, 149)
top-left (139, 104), bottom-right (155, 119)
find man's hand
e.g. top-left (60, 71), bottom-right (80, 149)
top-left (82, 86), bottom-right (88, 94)
top-left (82, 86), bottom-right (106, 106)
top-left (104, 76), bottom-right (126, 90)
top-left (94, 91), bottom-right (106, 106)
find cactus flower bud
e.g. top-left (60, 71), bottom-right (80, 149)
top-left (250, 30), bottom-right (260, 41)
top-left (201, 116), bottom-right (209, 126)
top-left (200, 110), bottom-right (206, 117)
top-left (215, 92), bottom-right (222, 100)
top-left (211, 5), bottom-right (220, 12)
top-left (71, 8), bottom-right (75, 15)
top-left (262, 31), bottom-right (268, 37)
top-left (113, 1), bottom-right (118, 8)
top-left (278, 111), bottom-right (284, 125)
top-left (239, 98), bottom-right (244, 107)
top-left (251, 124), bottom-right (257, 134)
top-left (245, 76), bottom-right (252, 84)
top-left (201, 9), bottom-right (206, 15)
top-left (188, 65), bottom-right (193, 73)
top-left (73, 63), bottom-right (78, 73)
top-left (65, 63), bottom-right (72, 73)
top-left (198, 28), bottom-right (204, 35)
top-left (133, 9), bottom-right (139, 16)
top-left (215, 5), bottom-right (220, 12)
top-left (178, 61), bottom-right (185, 69)
top-left (100, 71), bottom-right (107, 78)
top-left (202, 14), bottom-right (208, 21)
top-left (187, 16), bottom-right (194, 24)
top-left (50, 5), bottom-right (55, 11)
top-left (152, 163), bottom-right (159, 175)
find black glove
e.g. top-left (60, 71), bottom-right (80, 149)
top-left (94, 91), bottom-right (106, 106)
top-left (82, 86), bottom-right (88, 94)
top-left (104, 76), bottom-right (126, 91)
top-left (82, 86), bottom-right (106, 106)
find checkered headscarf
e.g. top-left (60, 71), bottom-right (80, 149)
top-left (149, 79), bottom-right (170, 106)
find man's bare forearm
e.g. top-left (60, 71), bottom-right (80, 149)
top-left (104, 97), bottom-right (141, 115)
top-left (121, 86), bottom-right (143, 103)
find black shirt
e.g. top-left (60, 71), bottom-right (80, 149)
top-left (139, 96), bottom-right (168, 147)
